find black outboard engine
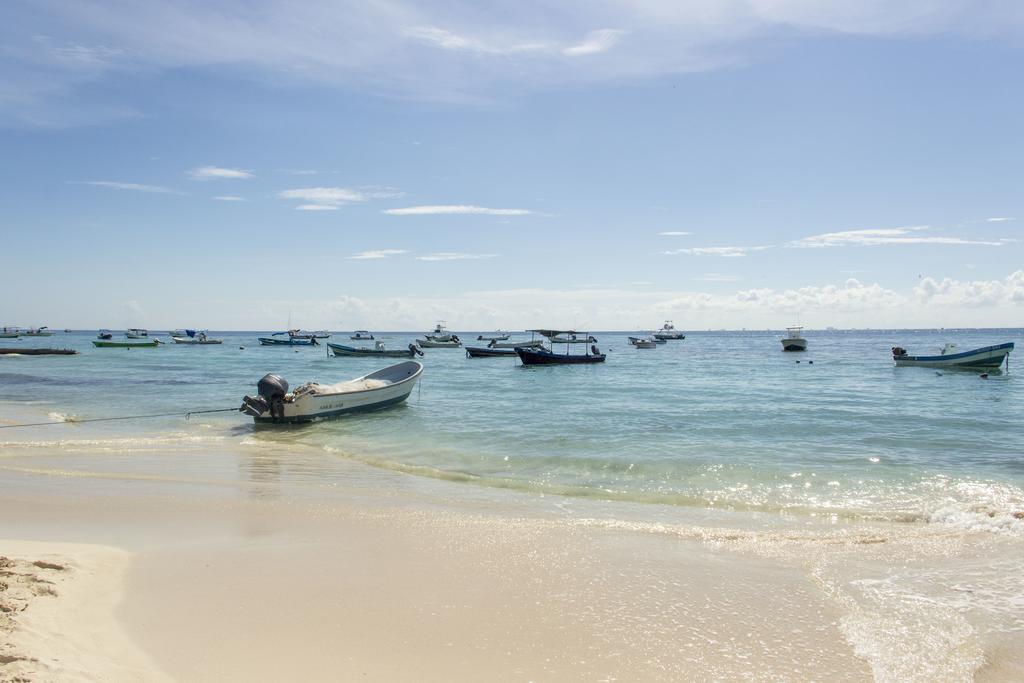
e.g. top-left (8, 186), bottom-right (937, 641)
top-left (591, 344), bottom-right (600, 356)
top-left (451, 334), bottom-right (460, 343)
top-left (892, 346), bottom-right (907, 357)
top-left (409, 343), bottom-right (424, 357)
top-left (240, 373), bottom-right (289, 419)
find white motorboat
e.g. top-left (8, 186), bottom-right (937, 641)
top-left (781, 326), bottom-right (807, 352)
top-left (628, 335), bottom-right (658, 349)
top-left (476, 330), bottom-right (510, 341)
top-left (240, 360), bottom-right (423, 424)
top-left (126, 328), bottom-right (148, 339)
top-left (417, 336), bottom-right (462, 348)
top-left (172, 331), bottom-right (223, 345)
top-left (653, 321), bottom-right (685, 340)
top-left (423, 321), bottom-right (457, 342)
top-left (487, 338), bottom-right (544, 349)
top-left (0, 327), bottom-right (20, 339)
top-left (350, 330), bottom-right (375, 340)
top-left (24, 326), bottom-right (53, 337)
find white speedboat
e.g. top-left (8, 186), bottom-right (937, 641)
top-left (24, 326), bottom-right (53, 337)
top-left (781, 326), bottom-right (807, 352)
top-left (0, 327), bottom-right (20, 338)
top-left (240, 360), bottom-right (423, 424)
top-left (126, 328), bottom-right (149, 339)
top-left (628, 335), bottom-right (658, 349)
top-left (476, 330), bottom-right (510, 341)
top-left (417, 336), bottom-right (462, 348)
top-left (653, 321), bottom-right (685, 340)
top-left (350, 330), bottom-right (375, 340)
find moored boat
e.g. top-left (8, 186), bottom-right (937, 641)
top-left (328, 341), bottom-right (422, 358)
top-left (259, 336), bottom-right (319, 346)
top-left (476, 330), bottom-right (510, 341)
top-left (0, 327), bottom-right (20, 339)
top-left (24, 327), bottom-right (54, 337)
top-left (350, 330), bottom-right (375, 340)
top-left (465, 346), bottom-right (518, 358)
top-left (172, 331), bottom-right (223, 345)
top-left (93, 339), bottom-right (162, 348)
top-left (515, 330), bottom-right (606, 365)
top-left (417, 337), bottom-right (462, 348)
top-left (781, 326), bottom-right (807, 352)
top-left (0, 347), bottom-right (78, 355)
top-left (96, 329), bottom-right (113, 340)
top-left (487, 338), bottom-right (544, 349)
top-left (892, 342), bottom-right (1013, 370)
top-left (126, 328), bottom-right (148, 339)
top-left (653, 321), bottom-right (685, 340)
top-left (239, 360), bottom-right (424, 424)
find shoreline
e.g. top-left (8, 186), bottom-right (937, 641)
top-left (2, 447), bottom-right (1023, 680)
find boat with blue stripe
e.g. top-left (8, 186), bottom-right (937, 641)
top-left (892, 342), bottom-right (1013, 370)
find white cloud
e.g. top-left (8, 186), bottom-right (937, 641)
top-left (914, 271), bottom-right (1024, 308)
top-left (790, 226), bottom-right (1005, 248)
top-left (349, 249), bottom-right (410, 260)
top-left (416, 252), bottom-right (497, 261)
top-left (295, 204), bottom-right (339, 211)
top-left (658, 231), bottom-right (693, 236)
top-left (279, 186), bottom-right (401, 210)
top-left (188, 166), bottom-right (254, 181)
top-left (402, 26), bottom-right (547, 55)
top-left (663, 246), bottom-right (767, 257)
top-left (213, 195), bottom-right (246, 201)
top-left (70, 180), bottom-right (179, 194)
top-left (988, 217), bottom-right (1015, 222)
top-left (563, 29), bottom-right (626, 57)
top-left (384, 205), bottom-right (531, 216)
top-left (7, 2), bottom-right (1024, 123)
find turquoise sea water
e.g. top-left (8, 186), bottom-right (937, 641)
top-left (1, 328), bottom-right (1022, 534)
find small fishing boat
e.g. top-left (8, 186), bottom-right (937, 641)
top-left (465, 346), bottom-right (518, 358)
top-left (487, 338), bottom-right (544, 349)
top-left (350, 330), bottom-right (375, 340)
top-left (239, 360), bottom-right (424, 424)
top-left (168, 329), bottom-right (189, 338)
top-left (126, 328), bottom-right (148, 339)
top-left (629, 336), bottom-right (657, 349)
top-left (0, 327), bottom-right (20, 339)
top-left (892, 343), bottom-right (1013, 370)
top-left (515, 330), bottom-right (606, 365)
top-left (328, 341), bottom-right (423, 358)
top-left (172, 331), bottom-right (223, 345)
top-left (550, 333), bottom-right (597, 344)
top-left (96, 329), bottom-right (113, 340)
top-left (0, 347), bottom-right (78, 355)
top-left (259, 336), bottom-right (319, 346)
top-left (781, 326), bottom-right (807, 352)
top-left (653, 321), bottom-right (685, 340)
top-left (291, 330), bottom-right (331, 339)
top-left (24, 327), bottom-right (54, 337)
top-left (93, 339), bottom-right (162, 348)
top-left (417, 337), bottom-right (462, 348)
top-left (476, 330), bottom-right (510, 341)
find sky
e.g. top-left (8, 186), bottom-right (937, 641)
top-left (1, 0), bottom-right (1023, 331)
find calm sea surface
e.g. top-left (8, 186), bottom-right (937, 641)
top-left (1, 328), bottom-right (1021, 533)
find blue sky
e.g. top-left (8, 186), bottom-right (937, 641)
top-left (2, 1), bottom-right (1022, 330)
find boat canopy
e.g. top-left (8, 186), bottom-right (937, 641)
top-left (527, 329), bottom-right (587, 338)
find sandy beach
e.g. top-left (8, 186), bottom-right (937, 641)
top-left (2, 429), bottom-right (1022, 681)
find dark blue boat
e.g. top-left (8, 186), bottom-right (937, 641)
top-left (465, 346), bottom-right (518, 358)
top-left (515, 330), bottom-right (606, 365)
top-left (258, 336), bottom-right (319, 346)
top-left (892, 342), bottom-right (1013, 369)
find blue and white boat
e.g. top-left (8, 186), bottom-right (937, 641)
top-left (892, 342), bottom-right (1013, 370)
top-left (240, 360), bottom-right (423, 424)
top-left (259, 336), bottom-right (319, 346)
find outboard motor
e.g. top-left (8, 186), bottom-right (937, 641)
top-left (408, 343), bottom-right (424, 357)
top-left (240, 373), bottom-right (289, 419)
top-left (891, 346), bottom-right (907, 357)
top-left (591, 344), bottom-right (600, 356)
top-left (451, 334), bottom-right (460, 343)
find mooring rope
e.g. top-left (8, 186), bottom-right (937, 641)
top-left (0, 407), bottom-right (238, 429)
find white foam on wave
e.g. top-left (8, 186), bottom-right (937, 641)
top-left (921, 477), bottom-right (1024, 537)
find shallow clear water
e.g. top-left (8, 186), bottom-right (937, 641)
top-left (1, 328), bottom-right (1022, 532)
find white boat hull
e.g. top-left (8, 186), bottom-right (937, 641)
top-left (417, 338), bottom-right (462, 348)
top-left (172, 336), bottom-right (223, 345)
top-left (247, 361), bottom-right (423, 424)
top-left (782, 337), bottom-right (807, 352)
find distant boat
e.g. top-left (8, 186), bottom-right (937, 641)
top-left (423, 321), bottom-right (457, 343)
top-left (0, 347), bottom-right (78, 355)
top-left (629, 335), bottom-right (658, 349)
top-left (0, 327), bottom-right (19, 339)
top-left (350, 330), bottom-right (375, 340)
top-left (259, 336), bottom-right (319, 346)
top-left (172, 331), bottom-right (223, 345)
top-left (24, 327), bottom-right (54, 337)
top-left (126, 328), bottom-right (148, 339)
top-left (476, 330), bottom-right (510, 341)
top-left (417, 336), bottom-right (462, 348)
top-left (328, 342), bottom-right (422, 358)
top-left (239, 360), bottom-right (423, 424)
top-left (653, 321), bottom-right (685, 340)
top-left (93, 339), bottom-right (162, 348)
top-left (487, 338), bottom-right (544, 349)
top-left (781, 326), bottom-right (807, 352)
top-left (892, 343), bottom-right (1013, 370)
top-left (273, 329), bottom-right (331, 340)
top-left (96, 329), bottom-right (113, 340)
top-left (465, 346), bottom-right (518, 358)
top-left (515, 329), bottom-right (606, 365)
